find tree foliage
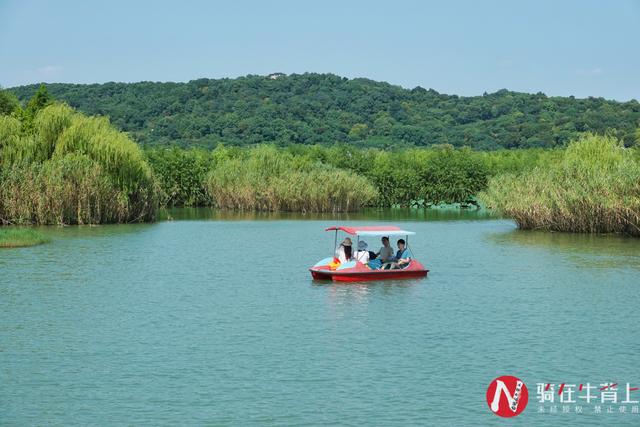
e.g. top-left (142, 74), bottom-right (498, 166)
top-left (10, 74), bottom-right (640, 149)
top-left (0, 88), bottom-right (20, 116)
top-left (0, 99), bottom-right (159, 225)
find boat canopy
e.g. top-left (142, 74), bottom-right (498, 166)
top-left (325, 225), bottom-right (415, 236)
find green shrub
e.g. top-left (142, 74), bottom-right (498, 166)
top-left (145, 147), bottom-right (212, 206)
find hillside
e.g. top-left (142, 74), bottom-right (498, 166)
top-left (10, 73), bottom-right (640, 149)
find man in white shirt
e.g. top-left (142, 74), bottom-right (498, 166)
top-left (376, 236), bottom-right (394, 262)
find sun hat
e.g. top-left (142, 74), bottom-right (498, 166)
top-left (357, 240), bottom-right (368, 250)
top-left (342, 237), bottom-right (352, 246)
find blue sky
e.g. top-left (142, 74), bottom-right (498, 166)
top-left (1, 0), bottom-right (638, 100)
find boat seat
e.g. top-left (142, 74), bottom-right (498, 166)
top-left (380, 261), bottom-right (411, 270)
top-left (388, 260), bottom-right (412, 270)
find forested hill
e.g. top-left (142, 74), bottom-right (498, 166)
top-left (10, 73), bottom-right (640, 149)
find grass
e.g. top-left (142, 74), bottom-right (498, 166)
top-left (204, 145), bottom-right (376, 212)
top-left (480, 133), bottom-right (640, 236)
top-left (0, 228), bottom-right (49, 248)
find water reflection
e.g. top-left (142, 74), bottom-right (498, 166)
top-left (10, 207), bottom-right (496, 248)
top-left (489, 229), bottom-right (640, 270)
top-left (30, 222), bottom-right (154, 240)
top-left (161, 206), bottom-right (498, 222)
top-left (314, 279), bottom-right (421, 306)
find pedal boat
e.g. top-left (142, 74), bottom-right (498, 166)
top-left (309, 225), bottom-right (429, 282)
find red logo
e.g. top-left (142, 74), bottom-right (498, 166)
top-left (486, 375), bottom-right (529, 417)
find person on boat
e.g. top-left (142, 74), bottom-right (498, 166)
top-left (391, 238), bottom-right (413, 269)
top-left (336, 237), bottom-right (353, 263)
top-left (376, 236), bottom-right (395, 262)
top-left (355, 240), bottom-right (370, 264)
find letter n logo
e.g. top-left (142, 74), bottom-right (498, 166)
top-left (486, 375), bottom-right (529, 417)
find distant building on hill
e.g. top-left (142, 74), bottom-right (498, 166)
top-left (267, 72), bottom-right (286, 80)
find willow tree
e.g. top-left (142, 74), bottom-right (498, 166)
top-left (0, 102), bottom-right (160, 225)
top-left (0, 88), bottom-right (20, 116)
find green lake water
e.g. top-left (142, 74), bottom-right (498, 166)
top-left (1, 208), bottom-right (640, 426)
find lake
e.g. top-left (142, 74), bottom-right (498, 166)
top-left (2, 208), bottom-right (640, 425)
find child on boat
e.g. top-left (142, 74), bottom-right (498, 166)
top-left (355, 240), bottom-right (370, 264)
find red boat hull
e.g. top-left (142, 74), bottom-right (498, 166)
top-left (309, 260), bottom-right (428, 282)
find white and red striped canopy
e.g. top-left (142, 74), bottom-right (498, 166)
top-left (325, 225), bottom-right (415, 236)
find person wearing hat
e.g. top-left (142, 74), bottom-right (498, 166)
top-left (355, 240), bottom-right (370, 264)
top-left (336, 237), bottom-right (353, 263)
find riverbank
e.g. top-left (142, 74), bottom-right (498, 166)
top-left (0, 228), bottom-right (49, 248)
top-left (1, 88), bottom-right (638, 233)
top-left (146, 135), bottom-right (640, 236)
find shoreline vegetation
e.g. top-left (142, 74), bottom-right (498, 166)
top-left (1, 84), bottom-right (639, 236)
top-left (0, 86), bottom-right (159, 225)
top-left (147, 143), bottom-right (561, 210)
top-left (0, 228), bottom-right (49, 248)
top-left (481, 134), bottom-right (640, 236)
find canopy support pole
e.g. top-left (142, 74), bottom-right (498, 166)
top-left (406, 234), bottom-right (417, 260)
top-left (334, 230), bottom-right (338, 255)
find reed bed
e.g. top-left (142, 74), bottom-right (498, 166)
top-left (481, 134), bottom-right (640, 235)
top-left (205, 145), bottom-right (376, 212)
top-left (153, 143), bottom-right (564, 210)
top-left (0, 103), bottom-right (159, 225)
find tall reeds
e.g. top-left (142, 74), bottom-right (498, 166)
top-left (0, 103), bottom-right (159, 225)
top-left (204, 145), bottom-right (376, 212)
top-left (481, 133), bottom-right (640, 235)
top-left (155, 143), bottom-right (564, 210)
